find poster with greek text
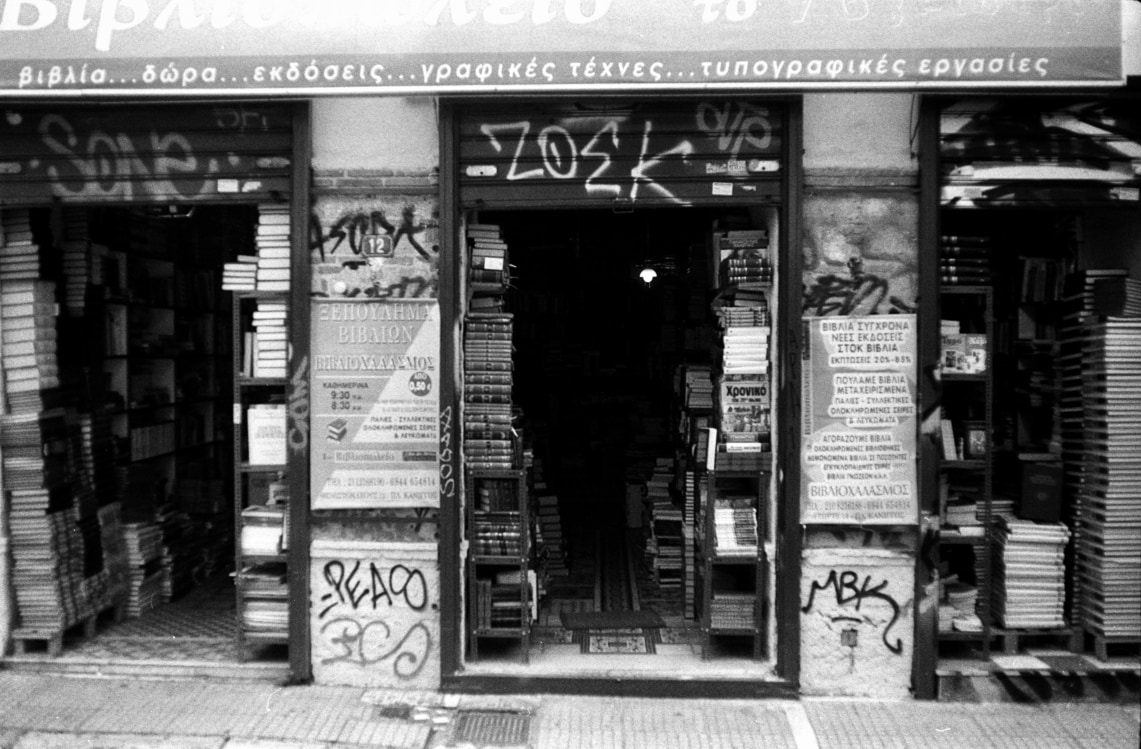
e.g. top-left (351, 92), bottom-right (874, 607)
top-left (801, 315), bottom-right (917, 525)
top-left (311, 299), bottom-right (440, 510)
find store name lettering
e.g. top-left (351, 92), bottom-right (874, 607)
top-left (0, 0), bottom-right (616, 52)
top-left (33, 112), bottom-right (211, 200)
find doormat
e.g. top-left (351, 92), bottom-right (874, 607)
top-left (560, 610), bottom-right (665, 631)
top-left (578, 628), bottom-right (658, 655)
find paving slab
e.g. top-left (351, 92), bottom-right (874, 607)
top-left (12, 733), bottom-right (223, 749)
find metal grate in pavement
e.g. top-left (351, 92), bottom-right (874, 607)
top-left (453, 709), bottom-right (531, 746)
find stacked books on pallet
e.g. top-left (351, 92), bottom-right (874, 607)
top-left (992, 517), bottom-right (1070, 630)
top-left (244, 300), bottom-right (288, 378)
top-left (463, 313), bottom-right (515, 469)
top-left (1075, 309), bottom-right (1141, 642)
top-left (939, 235), bottom-right (993, 286)
top-left (0, 208), bottom-right (40, 282)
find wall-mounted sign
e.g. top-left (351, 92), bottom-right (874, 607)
top-left (311, 299), bottom-right (440, 510)
top-left (0, 1), bottom-right (1122, 94)
top-left (801, 315), bottom-right (918, 525)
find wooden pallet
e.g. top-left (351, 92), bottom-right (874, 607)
top-left (993, 626), bottom-right (1082, 655)
top-left (10, 601), bottom-right (125, 657)
top-left (1084, 628), bottom-right (1141, 662)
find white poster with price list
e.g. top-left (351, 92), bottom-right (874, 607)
top-left (311, 299), bottom-right (440, 509)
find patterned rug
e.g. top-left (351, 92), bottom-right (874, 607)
top-left (577, 628), bottom-right (659, 655)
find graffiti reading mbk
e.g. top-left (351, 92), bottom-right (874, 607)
top-left (316, 559), bottom-right (432, 679)
top-left (802, 569), bottom-right (904, 655)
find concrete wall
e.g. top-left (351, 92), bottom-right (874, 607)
top-left (308, 98), bottom-right (443, 689)
top-left (799, 93), bottom-right (920, 697)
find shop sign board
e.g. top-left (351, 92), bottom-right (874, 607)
top-left (801, 314), bottom-right (918, 525)
top-left (311, 299), bottom-right (440, 510)
top-left (0, 0), bottom-right (1123, 94)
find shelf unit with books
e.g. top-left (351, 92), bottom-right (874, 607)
top-left (230, 205), bottom-right (292, 658)
top-left (936, 279), bottom-right (996, 654)
top-left (466, 468), bottom-right (531, 662)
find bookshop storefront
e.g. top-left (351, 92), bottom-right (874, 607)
top-left (1, 0), bottom-right (1136, 700)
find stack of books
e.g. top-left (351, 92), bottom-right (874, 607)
top-left (715, 295), bottom-right (772, 467)
top-left (222, 254), bottom-right (258, 291)
top-left (240, 504), bottom-right (286, 556)
top-left (121, 522), bottom-right (164, 618)
top-left (463, 312), bottom-right (515, 469)
top-left (683, 365), bottom-right (714, 410)
top-left (709, 592), bottom-right (756, 630)
top-left (940, 581), bottom-right (982, 633)
top-left (683, 470), bottom-right (697, 620)
top-left (939, 235), bottom-right (993, 286)
top-left (713, 496), bottom-right (758, 557)
top-left (715, 229), bottom-right (771, 287)
top-left (647, 458), bottom-right (682, 589)
top-left (241, 597), bottom-right (289, 632)
top-left (1, 280), bottom-right (60, 412)
top-left (59, 209), bottom-right (93, 317)
top-left (256, 205), bottom-right (291, 291)
top-left (1076, 313), bottom-right (1141, 642)
top-left (239, 562), bottom-right (288, 632)
top-left (472, 512), bottom-right (524, 557)
top-left (247, 300), bottom-right (288, 378)
top-left (467, 223), bottom-right (510, 297)
top-left (0, 208), bottom-right (40, 281)
top-left (992, 517), bottom-right (1070, 630)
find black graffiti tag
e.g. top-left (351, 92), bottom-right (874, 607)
top-left (802, 569), bottom-right (903, 655)
top-left (319, 560), bottom-right (429, 619)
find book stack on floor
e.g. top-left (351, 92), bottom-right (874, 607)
top-left (939, 235), bottom-right (993, 286)
top-left (121, 522), bottom-right (165, 618)
top-left (646, 457), bottom-right (682, 590)
top-left (247, 300), bottom-right (288, 378)
top-left (714, 295), bottom-right (771, 473)
top-left (992, 517), bottom-right (1070, 630)
top-left (1076, 310), bottom-right (1141, 644)
top-left (1, 280), bottom-right (60, 411)
top-left (0, 209), bottom-right (40, 282)
top-left (463, 313), bottom-right (515, 469)
top-left (255, 205), bottom-right (291, 292)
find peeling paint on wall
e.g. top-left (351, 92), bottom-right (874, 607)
top-left (801, 548), bottom-right (914, 698)
top-left (801, 193), bottom-right (918, 316)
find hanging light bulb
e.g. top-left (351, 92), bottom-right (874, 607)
top-left (639, 267), bottom-right (658, 285)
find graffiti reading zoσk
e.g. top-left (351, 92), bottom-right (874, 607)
top-left (802, 569), bottom-right (903, 654)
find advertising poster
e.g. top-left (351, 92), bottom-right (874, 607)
top-left (311, 299), bottom-right (440, 510)
top-left (801, 315), bottom-right (917, 525)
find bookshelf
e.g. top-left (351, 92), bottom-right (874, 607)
top-left (466, 469), bottom-right (531, 662)
top-left (229, 205), bottom-right (292, 657)
top-left (937, 282), bottom-right (994, 655)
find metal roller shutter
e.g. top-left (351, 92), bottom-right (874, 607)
top-left (458, 100), bottom-right (785, 209)
top-left (0, 103), bottom-right (294, 206)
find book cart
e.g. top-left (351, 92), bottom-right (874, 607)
top-left (229, 205), bottom-right (291, 659)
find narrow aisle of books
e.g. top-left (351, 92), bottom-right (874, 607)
top-left (460, 207), bottom-right (779, 677)
top-left (1, 204), bottom-right (289, 673)
top-left (935, 207), bottom-right (1141, 674)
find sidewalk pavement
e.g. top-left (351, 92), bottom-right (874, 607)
top-left (0, 672), bottom-right (1138, 749)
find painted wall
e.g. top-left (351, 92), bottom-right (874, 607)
top-left (313, 98), bottom-right (438, 173)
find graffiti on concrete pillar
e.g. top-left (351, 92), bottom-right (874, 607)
top-left (802, 568), bottom-right (903, 656)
